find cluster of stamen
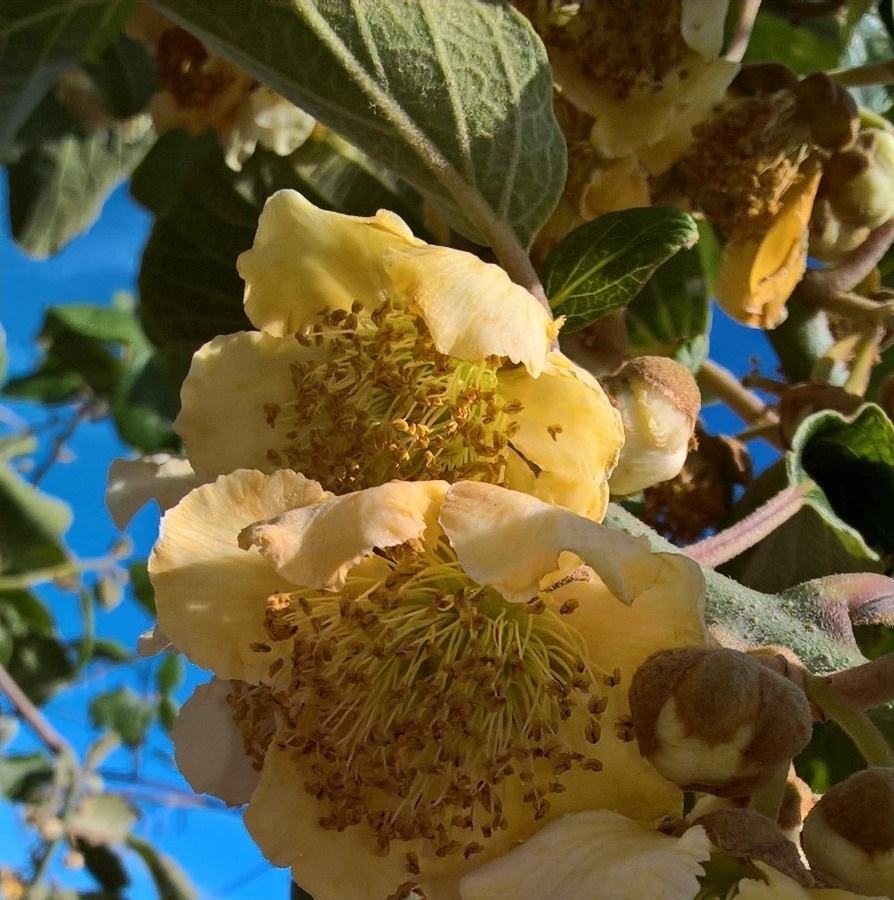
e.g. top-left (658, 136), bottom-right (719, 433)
top-left (248, 542), bottom-right (607, 863)
top-left (264, 298), bottom-right (521, 494)
top-left (525, 0), bottom-right (689, 99)
top-left (679, 92), bottom-right (812, 241)
top-left (155, 28), bottom-right (244, 110)
top-left (226, 681), bottom-right (278, 771)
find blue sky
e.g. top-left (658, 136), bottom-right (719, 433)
top-left (1, 177), bottom-right (290, 900)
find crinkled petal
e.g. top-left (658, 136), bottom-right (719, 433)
top-left (150, 469), bottom-right (330, 681)
top-left (175, 331), bottom-right (323, 479)
top-left (237, 190), bottom-right (423, 336)
top-left (736, 862), bottom-right (885, 899)
top-left (498, 352), bottom-right (623, 520)
top-left (106, 454), bottom-right (202, 530)
top-left (172, 679), bottom-right (261, 807)
top-left (239, 480), bottom-right (450, 590)
top-left (440, 481), bottom-right (666, 603)
top-left (460, 812), bottom-right (711, 900)
top-left (716, 162), bottom-right (821, 329)
top-left (384, 246), bottom-right (558, 376)
top-left (136, 626), bottom-right (172, 658)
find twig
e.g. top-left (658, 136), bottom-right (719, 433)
top-left (725, 0), bottom-right (762, 62)
top-left (30, 401), bottom-right (95, 486)
top-left (684, 482), bottom-right (813, 567)
top-left (801, 219), bottom-right (894, 299)
top-left (698, 359), bottom-right (781, 443)
top-left (0, 556), bottom-right (115, 591)
top-left (826, 652), bottom-right (894, 713)
top-left (829, 60), bottom-right (894, 89)
top-left (0, 662), bottom-right (74, 759)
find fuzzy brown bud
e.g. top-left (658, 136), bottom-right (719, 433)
top-left (801, 767), bottom-right (894, 895)
top-left (629, 647), bottom-right (813, 797)
top-left (601, 356), bottom-right (700, 496)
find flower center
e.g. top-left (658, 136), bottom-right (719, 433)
top-left (264, 299), bottom-right (521, 494)
top-left (680, 92), bottom-right (811, 241)
top-left (246, 542), bottom-right (606, 864)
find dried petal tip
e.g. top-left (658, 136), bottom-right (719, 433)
top-left (628, 647), bottom-right (812, 797)
top-left (601, 356), bottom-right (700, 496)
top-left (801, 767), bottom-right (894, 896)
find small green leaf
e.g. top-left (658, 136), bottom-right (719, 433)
top-left (89, 687), bottom-right (155, 748)
top-left (541, 208), bottom-right (699, 333)
top-left (6, 98), bottom-right (155, 258)
top-left (625, 241), bottom-right (712, 373)
top-left (156, 654), bottom-right (184, 696)
top-left (157, 695), bottom-right (178, 734)
top-left (76, 840), bottom-right (130, 893)
top-left (83, 31), bottom-right (155, 120)
top-left (154, 0), bottom-right (565, 247)
top-left (127, 835), bottom-right (197, 900)
top-left (744, 9), bottom-right (841, 74)
top-left (0, 457), bottom-right (71, 575)
top-left (6, 632), bottom-right (76, 704)
top-left (128, 561), bottom-right (155, 616)
top-left (79, 637), bottom-right (133, 664)
top-left (0, 751), bottom-right (54, 801)
top-left (68, 794), bottom-right (138, 846)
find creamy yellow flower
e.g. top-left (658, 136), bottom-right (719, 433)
top-left (175, 190), bottom-right (623, 520)
top-left (154, 471), bottom-right (708, 900)
top-left (735, 862), bottom-right (885, 900)
top-left (459, 810), bottom-right (711, 900)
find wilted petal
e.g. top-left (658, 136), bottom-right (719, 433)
top-left (716, 162), bottom-right (821, 329)
top-left (175, 331), bottom-right (323, 479)
top-left (384, 245), bottom-right (558, 376)
top-left (498, 352), bottom-right (623, 520)
top-left (440, 482), bottom-right (663, 603)
top-left (460, 812), bottom-right (711, 900)
top-left (240, 480), bottom-right (450, 590)
top-left (150, 469), bottom-right (330, 681)
top-left (173, 679), bottom-right (261, 807)
top-left (106, 455), bottom-right (201, 530)
top-left (237, 190), bottom-right (422, 336)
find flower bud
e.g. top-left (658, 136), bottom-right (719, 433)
top-left (601, 356), bottom-right (700, 496)
top-left (628, 647), bottom-right (813, 797)
top-left (801, 767), bottom-right (894, 895)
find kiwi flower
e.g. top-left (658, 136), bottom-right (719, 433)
top-left (153, 471), bottom-right (708, 899)
top-left (175, 190), bottom-right (624, 520)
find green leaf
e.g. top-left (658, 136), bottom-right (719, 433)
top-left (604, 504), bottom-right (866, 673)
top-left (541, 208), bottom-right (699, 333)
top-left (156, 695), bottom-right (178, 734)
top-left (0, 458), bottom-right (71, 575)
top-left (68, 794), bottom-right (138, 845)
top-left (5, 632), bottom-right (75, 704)
top-left (111, 353), bottom-right (181, 454)
top-left (128, 561), bottom-right (155, 616)
top-left (625, 240), bottom-right (712, 373)
top-left (154, 0), bottom-right (565, 247)
top-left (76, 840), bottom-right (130, 893)
top-left (83, 31), bottom-right (155, 120)
top-left (0, 751), bottom-right (54, 801)
top-left (790, 405), bottom-right (894, 559)
top-left (0, 0), bottom-right (135, 154)
top-left (77, 637), bottom-right (132, 664)
top-left (6, 111), bottom-right (155, 258)
top-left (743, 9), bottom-right (841, 75)
top-left (0, 589), bottom-right (55, 636)
top-left (89, 687), bottom-right (155, 748)
top-left (155, 654), bottom-right (183, 695)
top-left (127, 835), bottom-right (197, 900)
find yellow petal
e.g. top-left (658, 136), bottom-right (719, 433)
top-left (498, 352), bottom-right (623, 520)
top-left (150, 469), bottom-right (330, 681)
top-left (460, 812), bottom-right (711, 900)
top-left (440, 481), bottom-right (667, 604)
top-left (237, 190), bottom-right (422, 336)
top-left (384, 245), bottom-right (558, 376)
top-left (172, 679), bottom-right (261, 807)
top-left (239, 480), bottom-right (450, 590)
top-left (175, 331), bottom-right (321, 479)
top-left (681, 0), bottom-right (731, 57)
top-left (716, 163), bottom-right (821, 329)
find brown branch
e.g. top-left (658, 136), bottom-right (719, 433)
top-left (826, 652), bottom-right (894, 712)
top-left (697, 359), bottom-right (781, 444)
top-left (0, 662), bottom-right (74, 759)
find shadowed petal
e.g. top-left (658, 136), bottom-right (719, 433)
top-left (150, 469), bottom-right (330, 681)
top-left (239, 480), bottom-right (450, 590)
top-left (106, 454), bottom-right (202, 530)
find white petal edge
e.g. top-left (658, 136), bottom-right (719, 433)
top-left (239, 480), bottom-right (450, 590)
top-left (106, 455), bottom-right (202, 530)
top-left (460, 811), bottom-right (711, 900)
top-left (440, 481), bottom-right (669, 604)
top-left (172, 679), bottom-right (261, 807)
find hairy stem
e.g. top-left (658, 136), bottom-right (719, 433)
top-left (827, 652), bottom-right (894, 713)
top-left (698, 359), bottom-right (781, 441)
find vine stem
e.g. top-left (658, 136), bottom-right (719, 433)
top-left (829, 60), bottom-right (894, 89)
top-left (804, 671), bottom-right (894, 767)
top-left (0, 662), bottom-right (74, 758)
top-left (697, 359), bottom-right (781, 441)
top-left (827, 652), bottom-right (894, 714)
top-left (684, 482), bottom-right (813, 568)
